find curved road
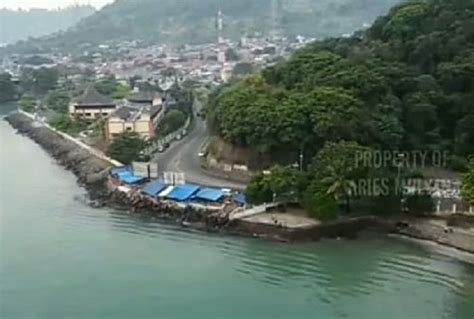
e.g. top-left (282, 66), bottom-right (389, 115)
top-left (153, 100), bottom-right (246, 190)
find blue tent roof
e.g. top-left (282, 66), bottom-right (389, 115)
top-left (234, 193), bottom-right (248, 206)
top-left (166, 184), bottom-right (200, 201)
top-left (194, 188), bottom-right (225, 202)
top-left (142, 180), bottom-right (167, 197)
top-left (118, 171), bottom-right (146, 185)
top-left (111, 166), bottom-right (130, 176)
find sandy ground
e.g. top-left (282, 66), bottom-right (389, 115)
top-left (242, 209), bottom-right (320, 229)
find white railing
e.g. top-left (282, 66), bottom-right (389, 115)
top-left (144, 116), bottom-right (192, 156)
top-left (19, 110), bottom-right (123, 167)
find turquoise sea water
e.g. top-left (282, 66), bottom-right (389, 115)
top-left (1, 118), bottom-right (474, 319)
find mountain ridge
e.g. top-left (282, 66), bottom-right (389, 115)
top-left (4, 0), bottom-right (400, 53)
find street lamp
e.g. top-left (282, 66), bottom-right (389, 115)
top-left (396, 153), bottom-right (405, 196)
top-left (299, 148), bottom-right (304, 172)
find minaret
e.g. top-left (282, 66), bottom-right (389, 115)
top-left (217, 10), bottom-right (226, 65)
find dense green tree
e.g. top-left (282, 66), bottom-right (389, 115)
top-left (18, 95), bottom-right (36, 112)
top-left (306, 141), bottom-right (372, 214)
top-left (0, 73), bottom-right (16, 102)
top-left (44, 89), bottom-right (70, 113)
top-left (462, 157), bottom-right (474, 206)
top-left (245, 165), bottom-right (306, 205)
top-left (32, 68), bottom-right (59, 94)
top-left (303, 183), bottom-right (339, 221)
top-left (159, 109), bottom-right (187, 136)
top-left (106, 132), bottom-right (148, 165)
top-left (404, 191), bottom-right (435, 216)
top-left (232, 62), bottom-right (254, 76)
top-left (49, 114), bottom-right (87, 135)
top-left (245, 174), bottom-right (274, 205)
top-left (208, 0), bottom-right (474, 166)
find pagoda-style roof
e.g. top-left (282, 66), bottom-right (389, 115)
top-left (128, 90), bottom-right (162, 103)
top-left (73, 85), bottom-right (115, 106)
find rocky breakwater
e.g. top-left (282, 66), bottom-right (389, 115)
top-left (106, 185), bottom-right (232, 231)
top-left (5, 112), bottom-right (111, 199)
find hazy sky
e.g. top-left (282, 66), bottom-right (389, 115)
top-left (1, 0), bottom-right (114, 9)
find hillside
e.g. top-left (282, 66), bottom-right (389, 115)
top-left (4, 0), bottom-right (400, 53)
top-left (208, 0), bottom-right (474, 169)
top-left (0, 6), bottom-right (95, 45)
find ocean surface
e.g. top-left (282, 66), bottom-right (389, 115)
top-left (1, 115), bottom-right (474, 319)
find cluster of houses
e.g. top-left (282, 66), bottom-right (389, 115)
top-left (68, 84), bottom-right (168, 141)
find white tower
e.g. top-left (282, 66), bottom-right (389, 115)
top-left (217, 10), bottom-right (226, 65)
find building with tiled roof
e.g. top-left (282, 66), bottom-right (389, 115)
top-left (68, 85), bottom-right (117, 122)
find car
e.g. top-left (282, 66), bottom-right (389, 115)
top-left (198, 151), bottom-right (206, 157)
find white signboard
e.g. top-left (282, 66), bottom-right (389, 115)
top-left (132, 162), bottom-right (149, 178)
top-left (132, 162), bottom-right (159, 178)
top-left (163, 172), bottom-right (186, 185)
top-left (149, 163), bottom-right (159, 179)
top-left (164, 172), bottom-right (174, 185)
top-left (174, 173), bottom-right (186, 185)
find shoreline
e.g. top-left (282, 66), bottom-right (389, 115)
top-left (5, 111), bottom-right (474, 261)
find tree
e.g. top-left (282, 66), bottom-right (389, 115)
top-left (95, 77), bottom-right (130, 99)
top-left (106, 132), bottom-right (148, 165)
top-left (159, 109), bottom-right (187, 136)
top-left (462, 157), bottom-right (474, 206)
top-left (0, 73), bottom-right (16, 102)
top-left (225, 48), bottom-right (239, 61)
top-left (44, 89), bottom-right (70, 113)
top-left (304, 183), bottom-right (338, 221)
top-left (404, 191), bottom-right (435, 216)
top-left (232, 62), bottom-right (254, 76)
top-left (245, 174), bottom-right (273, 205)
top-left (18, 95), bottom-right (36, 112)
top-left (245, 165), bottom-right (306, 205)
top-left (49, 114), bottom-right (87, 134)
top-left (32, 68), bottom-right (58, 94)
top-left (307, 141), bottom-right (372, 214)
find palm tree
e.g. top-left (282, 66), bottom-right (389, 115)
top-left (321, 164), bottom-right (356, 214)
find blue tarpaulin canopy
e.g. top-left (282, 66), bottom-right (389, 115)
top-left (111, 166), bottom-right (130, 177)
top-left (117, 171), bottom-right (146, 185)
top-left (166, 184), bottom-right (200, 201)
top-left (194, 188), bottom-right (225, 202)
top-left (234, 193), bottom-right (248, 206)
top-left (142, 180), bottom-right (167, 197)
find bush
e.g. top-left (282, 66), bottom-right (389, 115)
top-left (304, 185), bottom-right (338, 221)
top-left (106, 132), bottom-right (148, 164)
top-left (244, 174), bottom-right (273, 205)
top-left (158, 109), bottom-right (187, 136)
top-left (49, 114), bottom-right (87, 135)
top-left (18, 95), bottom-right (36, 112)
top-left (404, 191), bottom-right (435, 216)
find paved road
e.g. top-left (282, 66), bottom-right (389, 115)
top-left (153, 100), bottom-right (246, 190)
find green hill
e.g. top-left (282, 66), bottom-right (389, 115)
top-left (4, 0), bottom-right (400, 53)
top-left (208, 0), bottom-right (474, 169)
top-left (0, 6), bottom-right (95, 45)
